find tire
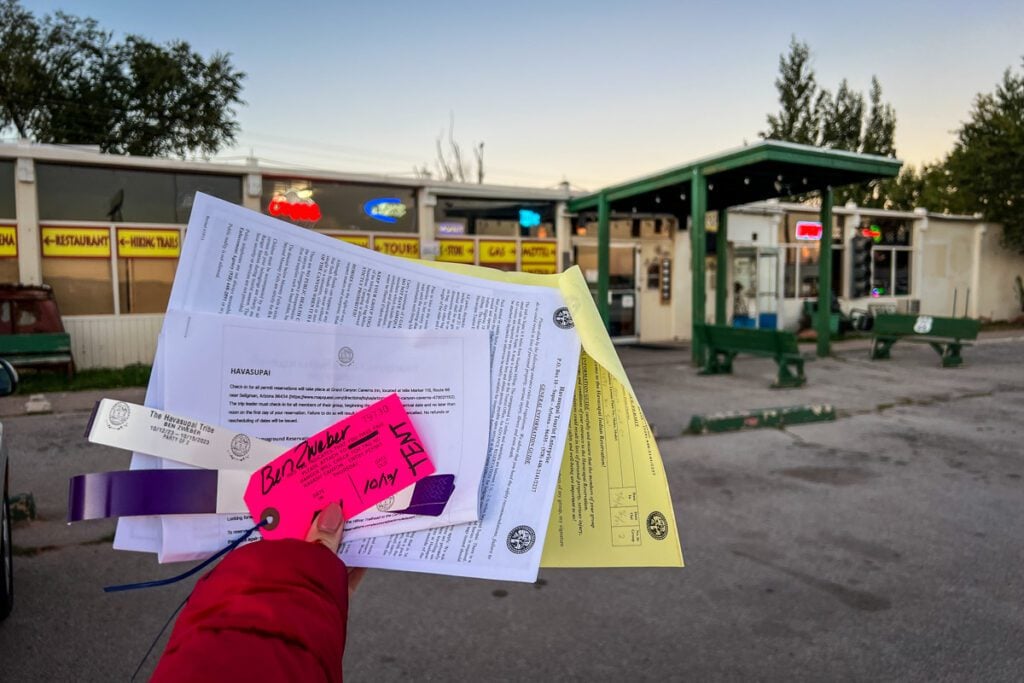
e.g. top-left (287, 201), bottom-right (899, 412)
top-left (0, 490), bottom-right (12, 621)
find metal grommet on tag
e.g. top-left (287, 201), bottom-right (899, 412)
top-left (260, 507), bottom-right (280, 531)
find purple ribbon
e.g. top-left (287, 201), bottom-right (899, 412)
top-left (67, 469), bottom-right (219, 522)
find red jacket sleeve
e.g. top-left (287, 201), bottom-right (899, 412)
top-left (151, 539), bottom-right (349, 683)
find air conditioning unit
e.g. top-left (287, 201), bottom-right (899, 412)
top-left (868, 303), bottom-right (897, 316)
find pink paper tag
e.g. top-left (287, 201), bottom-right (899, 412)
top-left (244, 393), bottom-right (435, 540)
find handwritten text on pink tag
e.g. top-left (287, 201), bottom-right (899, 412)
top-left (244, 393), bottom-right (435, 540)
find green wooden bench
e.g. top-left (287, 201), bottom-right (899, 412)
top-left (870, 314), bottom-right (980, 368)
top-left (695, 324), bottom-right (807, 388)
top-left (0, 332), bottom-right (75, 378)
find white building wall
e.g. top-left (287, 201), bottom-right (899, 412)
top-left (917, 217), bottom-right (976, 317)
top-left (976, 223), bottom-right (1024, 321)
top-left (63, 314), bottom-right (163, 369)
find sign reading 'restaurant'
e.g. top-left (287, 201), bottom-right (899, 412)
top-left (41, 226), bottom-right (111, 257)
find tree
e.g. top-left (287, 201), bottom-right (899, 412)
top-left (415, 113), bottom-right (484, 183)
top-left (945, 58), bottom-right (1024, 252)
top-left (881, 163), bottom-right (953, 212)
top-left (0, 0), bottom-right (244, 157)
top-left (819, 79), bottom-right (864, 151)
top-left (862, 77), bottom-right (896, 157)
top-left (762, 37), bottom-right (821, 145)
top-left (761, 39), bottom-right (898, 206)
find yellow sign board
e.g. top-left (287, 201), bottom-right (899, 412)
top-left (478, 240), bottom-right (517, 264)
top-left (41, 226), bottom-right (110, 258)
top-left (116, 228), bottom-right (181, 258)
top-left (522, 263), bottom-right (557, 275)
top-left (437, 239), bottom-right (476, 264)
top-left (0, 226), bottom-right (16, 258)
top-left (373, 237), bottom-right (420, 259)
top-left (334, 234), bottom-right (370, 248)
top-left (521, 240), bottom-right (557, 265)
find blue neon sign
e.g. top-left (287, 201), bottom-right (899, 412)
top-left (363, 197), bottom-right (408, 224)
top-left (519, 209), bottom-right (541, 228)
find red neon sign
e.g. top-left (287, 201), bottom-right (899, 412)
top-left (268, 197), bottom-right (322, 222)
top-left (795, 221), bottom-right (823, 241)
top-left (860, 225), bottom-right (882, 242)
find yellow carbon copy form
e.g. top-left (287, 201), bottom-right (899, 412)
top-left (426, 261), bottom-right (684, 568)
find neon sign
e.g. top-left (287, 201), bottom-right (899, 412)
top-left (363, 198), bottom-right (407, 224)
top-left (860, 225), bottom-right (882, 243)
top-left (519, 209), bottom-right (541, 228)
top-left (437, 221), bottom-right (465, 236)
top-left (795, 221), bottom-right (822, 241)
top-left (268, 196), bottom-right (321, 222)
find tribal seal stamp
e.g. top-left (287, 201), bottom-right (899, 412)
top-left (376, 496), bottom-right (396, 513)
top-left (553, 306), bottom-right (574, 330)
top-left (506, 525), bottom-right (536, 554)
top-left (230, 433), bottom-right (251, 461)
top-left (337, 346), bottom-right (355, 366)
top-left (106, 401), bottom-right (131, 430)
top-left (646, 511), bottom-right (668, 540)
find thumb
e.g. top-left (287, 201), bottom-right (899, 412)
top-left (306, 501), bottom-right (344, 554)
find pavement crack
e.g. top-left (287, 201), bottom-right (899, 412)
top-left (13, 532), bottom-right (116, 557)
top-left (732, 548), bottom-right (891, 612)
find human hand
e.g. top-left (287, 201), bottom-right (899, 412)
top-left (305, 502), bottom-right (367, 597)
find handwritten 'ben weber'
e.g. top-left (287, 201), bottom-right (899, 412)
top-left (260, 420), bottom-right (429, 497)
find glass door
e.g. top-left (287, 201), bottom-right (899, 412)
top-left (574, 245), bottom-right (637, 339)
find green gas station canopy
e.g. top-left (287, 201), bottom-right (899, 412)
top-left (567, 140), bottom-right (902, 215)
top-left (566, 140), bottom-right (902, 362)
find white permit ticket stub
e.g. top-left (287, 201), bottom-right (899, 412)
top-left (87, 398), bottom-right (281, 471)
top-left (86, 399), bottom-right (416, 513)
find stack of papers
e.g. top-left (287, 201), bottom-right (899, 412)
top-left (114, 194), bottom-right (683, 582)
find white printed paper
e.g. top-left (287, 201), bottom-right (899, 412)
top-left (117, 194), bottom-right (580, 582)
top-left (157, 311), bottom-right (488, 549)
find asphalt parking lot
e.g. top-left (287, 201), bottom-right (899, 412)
top-left (0, 333), bottom-right (1022, 681)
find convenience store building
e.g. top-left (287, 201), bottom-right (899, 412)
top-left (0, 141), bottom-right (1019, 369)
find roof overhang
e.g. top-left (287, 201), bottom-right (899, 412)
top-left (567, 140), bottom-right (902, 216)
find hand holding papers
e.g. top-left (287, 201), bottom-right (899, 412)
top-left (106, 192), bottom-right (681, 582)
top-left (115, 194), bottom-right (581, 581)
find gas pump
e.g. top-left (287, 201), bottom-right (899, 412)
top-left (731, 246), bottom-right (782, 329)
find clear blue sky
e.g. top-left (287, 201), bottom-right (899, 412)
top-left (21, 0), bottom-right (1024, 189)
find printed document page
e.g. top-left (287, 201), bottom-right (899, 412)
top-left (421, 261), bottom-right (685, 568)
top-left (155, 310), bottom-right (488, 554)
top-left (118, 194), bottom-right (580, 582)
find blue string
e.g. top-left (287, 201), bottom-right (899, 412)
top-left (130, 592), bottom-right (189, 682)
top-left (105, 520), bottom-right (267, 593)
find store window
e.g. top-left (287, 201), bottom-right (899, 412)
top-left (859, 218), bottom-right (912, 296)
top-left (0, 163), bottom-right (17, 280)
top-left (0, 259), bottom-right (18, 284)
top-left (36, 164), bottom-right (242, 223)
top-left (263, 178), bottom-right (417, 233)
top-left (780, 214), bottom-right (843, 298)
top-left (118, 258), bottom-right (177, 313)
top-left (0, 160), bottom-right (15, 219)
top-left (574, 245), bottom-right (636, 337)
top-left (435, 197), bottom-right (554, 238)
top-left (41, 258), bottom-right (114, 315)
